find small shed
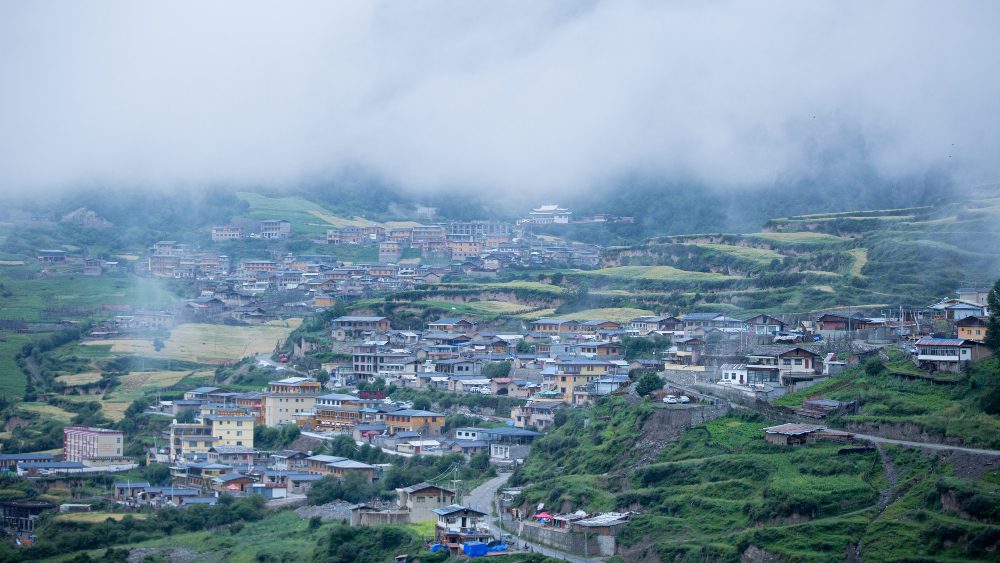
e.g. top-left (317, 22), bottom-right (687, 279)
top-left (762, 423), bottom-right (826, 446)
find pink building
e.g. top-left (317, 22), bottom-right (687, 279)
top-left (63, 426), bottom-right (124, 462)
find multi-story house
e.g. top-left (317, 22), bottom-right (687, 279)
top-left (331, 316), bottom-right (391, 340)
top-left (259, 219), bottom-right (291, 239)
top-left (530, 318), bottom-right (579, 335)
top-left (211, 226), bottom-right (242, 241)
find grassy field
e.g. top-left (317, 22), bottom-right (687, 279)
top-left (16, 402), bottom-right (75, 423)
top-left (750, 232), bottom-right (850, 244)
top-left (0, 275), bottom-right (179, 321)
top-left (575, 266), bottom-right (739, 282)
top-left (236, 192), bottom-right (420, 236)
top-left (81, 320), bottom-right (301, 364)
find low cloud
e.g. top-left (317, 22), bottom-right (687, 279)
top-left (1, 0), bottom-right (998, 195)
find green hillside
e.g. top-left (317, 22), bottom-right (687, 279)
top-left (508, 395), bottom-right (1000, 562)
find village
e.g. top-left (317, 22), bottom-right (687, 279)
top-left (1, 259), bottom-right (994, 558)
top-left (4, 191), bottom-right (1000, 560)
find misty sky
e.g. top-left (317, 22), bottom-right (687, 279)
top-left (1, 1), bottom-right (999, 195)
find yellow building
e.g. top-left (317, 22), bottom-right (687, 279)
top-left (263, 377), bottom-right (321, 427)
top-left (380, 409), bottom-right (444, 435)
top-left (957, 316), bottom-right (988, 342)
top-left (206, 414), bottom-right (254, 448)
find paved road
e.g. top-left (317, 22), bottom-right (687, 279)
top-left (851, 433), bottom-right (1000, 456)
top-left (466, 474), bottom-right (604, 563)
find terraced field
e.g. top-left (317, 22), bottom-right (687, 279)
top-left (691, 243), bottom-right (784, 263)
top-left (749, 231), bottom-right (850, 244)
top-left (575, 266), bottom-right (739, 281)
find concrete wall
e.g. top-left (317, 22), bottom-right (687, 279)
top-left (354, 510), bottom-right (411, 526)
top-left (511, 518), bottom-right (615, 557)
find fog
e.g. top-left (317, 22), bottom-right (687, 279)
top-left (1, 0), bottom-right (998, 196)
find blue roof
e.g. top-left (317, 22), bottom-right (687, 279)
top-left (0, 453), bottom-right (54, 461)
top-left (19, 461), bottom-right (85, 469)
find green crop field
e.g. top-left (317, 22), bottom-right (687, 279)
top-left (0, 333), bottom-right (33, 400)
top-left (565, 307), bottom-right (654, 323)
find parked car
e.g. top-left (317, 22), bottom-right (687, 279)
top-left (663, 395), bottom-right (679, 404)
top-left (679, 395), bottom-right (690, 403)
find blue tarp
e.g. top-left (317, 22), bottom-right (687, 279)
top-left (487, 544), bottom-right (508, 552)
top-left (463, 541), bottom-right (489, 557)
top-left (429, 544), bottom-right (444, 553)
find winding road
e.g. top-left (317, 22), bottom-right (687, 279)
top-left (850, 433), bottom-right (1000, 456)
top-left (466, 473), bottom-right (605, 563)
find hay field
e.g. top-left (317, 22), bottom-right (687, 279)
top-left (56, 372), bottom-right (103, 386)
top-left (55, 512), bottom-right (150, 523)
top-left (847, 248), bottom-right (868, 276)
top-left (81, 320), bottom-right (301, 364)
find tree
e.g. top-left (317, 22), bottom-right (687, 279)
top-left (175, 409), bottom-right (196, 423)
top-left (412, 397), bottom-right (432, 411)
top-left (483, 361), bottom-right (511, 379)
top-left (986, 278), bottom-right (1000, 355)
top-left (635, 372), bottom-right (665, 397)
